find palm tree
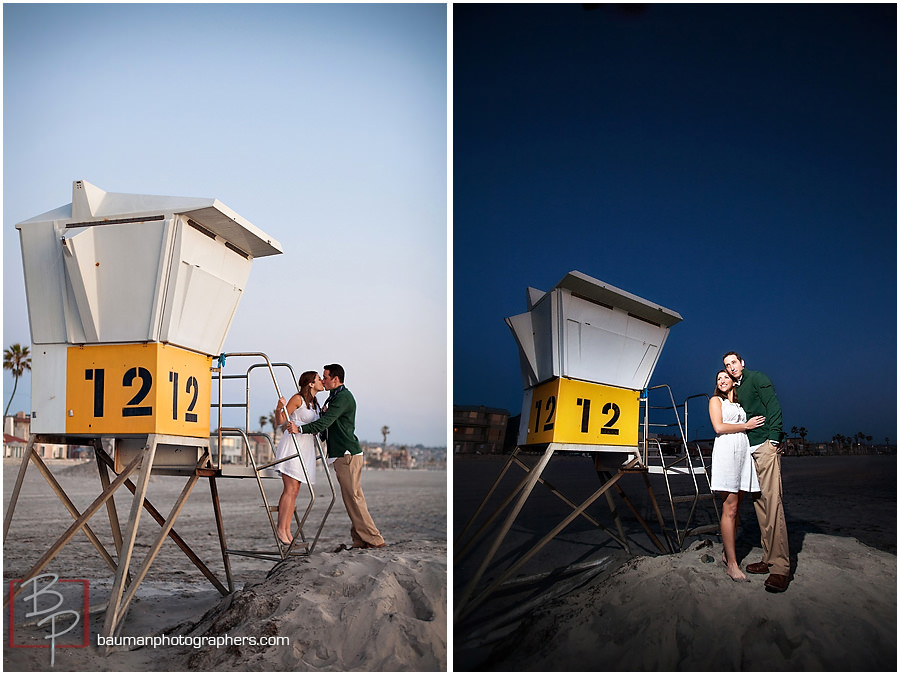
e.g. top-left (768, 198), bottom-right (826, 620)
top-left (833, 434), bottom-right (846, 454)
top-left (381, 426), bottom-right (391, 468)
top-left (790, 426), bottom-right (807, 454)
top-left (3, 344), bottom-right (31, 418)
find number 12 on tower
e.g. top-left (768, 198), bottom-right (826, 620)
top-left (66, 343), bottom-right (211, 436)
top-left (524, 377), bottom-right (639, 447)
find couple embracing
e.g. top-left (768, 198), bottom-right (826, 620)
top-left (708, 352), bottom-right (789, 593)
top-left (272, 364), bottom-right (385, 551)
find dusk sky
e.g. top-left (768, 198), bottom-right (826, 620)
top-left (454, 3), bottom-right (896, 444)
top-left (3, 3), bottom-right (446, 447)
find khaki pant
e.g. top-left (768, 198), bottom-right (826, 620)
top-left (333, 453), bottom-right (384, 548)
top-left (750, 440), bottom-right (790, 575)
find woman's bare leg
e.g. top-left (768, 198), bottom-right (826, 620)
top-left (720, 491), bottom-right (748, 581)
top-left (276, 474), bottom-right (301, 543)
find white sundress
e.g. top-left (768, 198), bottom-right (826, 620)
top-left (710, 398), bottom-right (760, 493)
top-left (272, 402), bottom-right (319, 484)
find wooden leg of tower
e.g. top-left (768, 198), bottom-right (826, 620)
top-left (3, 436), bottom-right (36, 540)
top-left (96, 444), bottom-right (126, 559)
top-left (100, 439), bottom-right (158, 644)
top-left (602, 484), bottom-right (632, 556)
top-left (115, 460), bottom-right (206, 624)
top-left (595, 467), bottom-right (632, 555)
top-left (95, 450), bottom-right (229, 597)
top-left (455, 443), bottom-right (556, 621)
top-left (208, 474), bottom-right (234, 594)
top-left (3, 451), bottom-right (145, 610)
top-left (609, 475), bottom-right (668, 554)
top-left (454, 448), bottom-right (555, 563)
top-left (24, 450), bottom-right (120, 573)
top-left (459, 458), bottom-right (637, 621)
top-left (455, 446), bottom-right (523, 552)
top-left (513, 455), bottom-right (603, 527)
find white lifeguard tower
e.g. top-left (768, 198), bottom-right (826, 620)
top-left (4, 181), bottom-right (334, 642)
top-left (456, 271), bottom-right (717, 620)
top-left (507, 270), bottom-right (681, 454)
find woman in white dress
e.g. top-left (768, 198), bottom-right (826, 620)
top-left (273, 371), bottom-right (324, 546)
top-left (709, 370), bottom-right (765, 582)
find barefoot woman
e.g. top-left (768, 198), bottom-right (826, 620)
top-left (709, 370), bottom-right (765, 582)
top-left (273, 371), bottom-right (324, 546)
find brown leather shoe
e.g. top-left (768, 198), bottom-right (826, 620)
top-left (764, 573), bottom-right (790, 592)
top-left (746, 561), bottom-right (771, 574)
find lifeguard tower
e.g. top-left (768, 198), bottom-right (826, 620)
top-left (4, 181), bottom-right (335, 641)
top-left (455, 271), bottom-right (718, 620)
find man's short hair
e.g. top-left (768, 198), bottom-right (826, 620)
top-left (722, 351), bottom-right (743, 363)
top-left (324, 363), bottom-right (345, 383)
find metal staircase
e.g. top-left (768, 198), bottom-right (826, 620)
top-left (639, 386), bottom-right (719, 552)
top-left (210, 352), bottom-right (336, 563)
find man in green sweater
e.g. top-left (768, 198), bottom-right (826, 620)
top-left (288, 364), bottom-right (385, 549)
top-left (723, 351), bottom-right (789, 592)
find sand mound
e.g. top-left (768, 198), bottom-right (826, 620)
top-left (174, 539), bottom-right (446, 671)
top-left (482, 534), bottom-right (896, 671)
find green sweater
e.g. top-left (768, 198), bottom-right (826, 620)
top-left (735, 369), bottom-right (784, 446)
top-left (299, 386), bottom-right (362, 457)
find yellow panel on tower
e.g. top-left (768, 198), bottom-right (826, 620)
top-left (65, 343), bottom-right (211, 436)
top-left (525, 377), bottom-right (639, 447)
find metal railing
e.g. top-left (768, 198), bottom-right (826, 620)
top-left (209, 352), bottom-right (336, 559)
top-left (639, 386), bottom-right (719, 550)
top-left (211, 352), bottom-right (298, 470)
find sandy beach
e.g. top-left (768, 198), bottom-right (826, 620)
top-left (3, 458), bottom-right (446, 671)
top-left (454, 453), bottom-right (896, 671)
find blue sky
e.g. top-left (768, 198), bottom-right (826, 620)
top-left (4, 3), bottom-right (897, 449)
top-left (453, 3), bottom-right (896, 444)
top-left (3, 3), bottom-right (447, 447)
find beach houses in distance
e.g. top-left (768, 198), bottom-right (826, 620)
top-left (453, 405), bottom-right (511, 455)
top-left (3, 411), bottom-right (94, 459)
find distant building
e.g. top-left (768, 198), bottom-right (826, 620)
top-left (453, 405), bottom-right (509, 454)
top-left (359, 444), bottom-right (416, 469)
top-left (368, 444), bottom-right (385, 464)
top-left (3, 412), bottom-right (81, 459)
top-left (4, 412), bottom-right (31, 442)
top-left (3, 433), bottom-right (28, 458)
top-left (247, 433), bottom-right (275, 465)
top-left (210, 435), bottom-right (244, 464)
top-left (782, 436), bottom-right (810, 456)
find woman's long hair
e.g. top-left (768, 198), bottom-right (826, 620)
top-left (298, 371), bottom-right (320, 411)
top-left (713, 369), bottom-right (731, 400)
